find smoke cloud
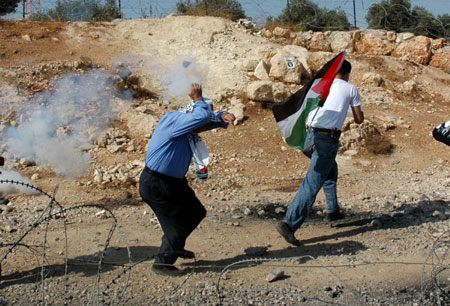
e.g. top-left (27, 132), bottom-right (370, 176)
top-left (2, 69), bottom-right (131, 178)
top-left (162, 57), bottom-right (209, 102)
top-left (127, 54), bottom-right (209, 104)
top-left (0, 168), bottom-right (40, 195)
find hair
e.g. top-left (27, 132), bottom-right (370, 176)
top-left (338, 60), bottom-right (352, 76)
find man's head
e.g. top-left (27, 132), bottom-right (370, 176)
top-left (337, 60), bottom-right (352, 81)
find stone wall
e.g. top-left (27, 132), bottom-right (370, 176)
top-left (261, 27), bottom-right (450, 70)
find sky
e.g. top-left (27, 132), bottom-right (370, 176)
top-left (5, 0), bottom-right (450, 29)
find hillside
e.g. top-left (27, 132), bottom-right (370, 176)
top-left (0, 17), bottom-right (449, 305)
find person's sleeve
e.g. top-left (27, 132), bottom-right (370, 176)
top-left (171, 102), bottom-right (211, 137)
top-left (202, 110), bottom-right (229, 131)
top-left (350, 86), bottom-right (362, 107)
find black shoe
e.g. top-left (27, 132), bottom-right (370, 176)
top-left (276, 221), bottom-right (301, 246)
top-left (324, 211), bottom-right (345, 222)
top-left (151, 264), bottom-right (184, 277)
top-left (177, 249), bottom-right (195, 259)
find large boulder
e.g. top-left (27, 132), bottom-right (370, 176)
top-left (309, 32), bottom-right (331, 52)
top-left (254, 60), bottom-right (270, 80)
top-left (256, 46), bottom-right (277, 63)
top-left (293, 31), bottom-right (313, 47)
top-left (362, 72), bottom-right (384, 87)
top-left (354, 31), bottom-right (395, 55)
top-left (282, 45), bottom-right (311, 77)
top-left (246, 81), bottom-right (273, 102)
top-left (121, 109), bottom-right (158, 138)
top-left (306, 51), bottom-right (335, 72)
top-left (271, 82), bottom-right (292, 102)
top-left (272, 27), bottom-right (290, 38)
top-left (329, 31), bottom-right (354, 53)
top-left (429, 46), bottom-right (450, 70)
top-left (269, 50), bottom-right (304, 84)
top-left (392, 36), bottom-right (432, 65)
top-left (246, 81), bottom-right (291, 102)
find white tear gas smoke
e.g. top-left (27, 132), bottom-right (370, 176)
top-left (124, 55), bottom-right (209, 104)
top-left (3, 69), bottom-right (131, 178)
top-left (162, 57), bottom-right (209, 102)
top-left (0, 168), bottom-right (40, 195)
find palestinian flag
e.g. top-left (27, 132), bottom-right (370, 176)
top-left (272, 50), bottom-right (347, 151)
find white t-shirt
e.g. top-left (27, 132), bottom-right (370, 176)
top-left (307, 79), bottom-right (362, 130)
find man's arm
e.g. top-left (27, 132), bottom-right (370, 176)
top-left (351, 105), bottom-right (364, 124)
top-left (194, 112), bottom-right (236, 133)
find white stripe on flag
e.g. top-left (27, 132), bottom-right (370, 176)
top-left (277, 79), bottom-right (321, 139)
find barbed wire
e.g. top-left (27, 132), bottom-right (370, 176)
top-left (0, 179), bottom-right (448, 305)
top-left (3, 1), bottom-right (449, 38)
top-left (0, 179), bottom-right (133, 305)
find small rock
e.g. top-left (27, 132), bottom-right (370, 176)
top-left (244, 246), bottom-right (268, 256)
top-left (274, 206), bottom-right (286, 214)
top-left (266, 268), bottom-right (284, 282)
top-left (370, 219), bottom-right (382, 227)
top-left (95, 210), bottom-right (108, 219)
top-left (243, 207), bottom-right (252, 215)
top-left (22, 34), bottom-right (31, 41)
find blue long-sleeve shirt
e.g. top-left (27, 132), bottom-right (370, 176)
top-left (145, 100), bottom-right (228, 178)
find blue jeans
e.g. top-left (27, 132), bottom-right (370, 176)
top-left (284, 129), bottom-right (340, 231)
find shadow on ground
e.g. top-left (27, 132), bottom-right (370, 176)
top-left (0, 245), bottom-right (158, 289)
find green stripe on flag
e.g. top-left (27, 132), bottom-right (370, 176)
top-left (285, 96), bottom-right (322, 150)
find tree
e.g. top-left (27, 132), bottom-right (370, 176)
top-left (0, 0), bottom-right (21, 16)
top-left (366, 0), bottom-right (448, 39)
top-left (366, 0), bottom-right (412, 31)
top-left (277, 0), bottom-right (350, 31)
top-left (408, 7), bottom-right (442, 38)
top-left (32, 0), bottom-right (121, 21)
top-left (436, 14), bottom-right (450, 40)
top-left (176, 0), bottom-right (246, 21)
top-left (278, 0), bottom-right (319, 27)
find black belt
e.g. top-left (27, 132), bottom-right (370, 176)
top-left (144, 166), bottom-right (184, 181)
top-left (311, 127), bottom-right (333, 133)
top-left (309, 127), bottom-right (341, 140)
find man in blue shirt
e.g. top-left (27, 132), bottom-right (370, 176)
top-left (139, 83), bottom-right (235, 276)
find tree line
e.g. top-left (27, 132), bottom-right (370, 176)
top-left (1, 0), bottom-right (448, 39)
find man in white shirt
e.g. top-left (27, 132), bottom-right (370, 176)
top-left (276, 60), bottom-right (364, 246)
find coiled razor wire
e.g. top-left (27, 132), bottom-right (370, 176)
top-left (421, 229), bottom-right (450, 306)
top-left (0, 179), bottom-right (449, 305)
top-left (0, 179), bottom-right (133, 305)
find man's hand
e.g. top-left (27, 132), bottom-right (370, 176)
top-left (221, 112), bottom-right (236, 125)
top-left (188, 83), bottom-right (203, 101)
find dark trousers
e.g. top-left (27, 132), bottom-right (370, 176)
top-left (139, 167), bottom-right (206, 265)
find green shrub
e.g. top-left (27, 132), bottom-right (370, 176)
top-left (0, 0), bottom-right (21, 16)
top-left (176, 0), bottom-right (246, 21)
top-left (31, 0), bottom-right (121, 22)
top-left (366, 0), bottom-right (449, 39)
top-left (276, 0), bottom-right (350, 31)
top-left (366, 0), bottom-right (412, 31)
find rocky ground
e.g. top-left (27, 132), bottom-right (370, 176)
top-left (0, 17), bottom-right (449, 305)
